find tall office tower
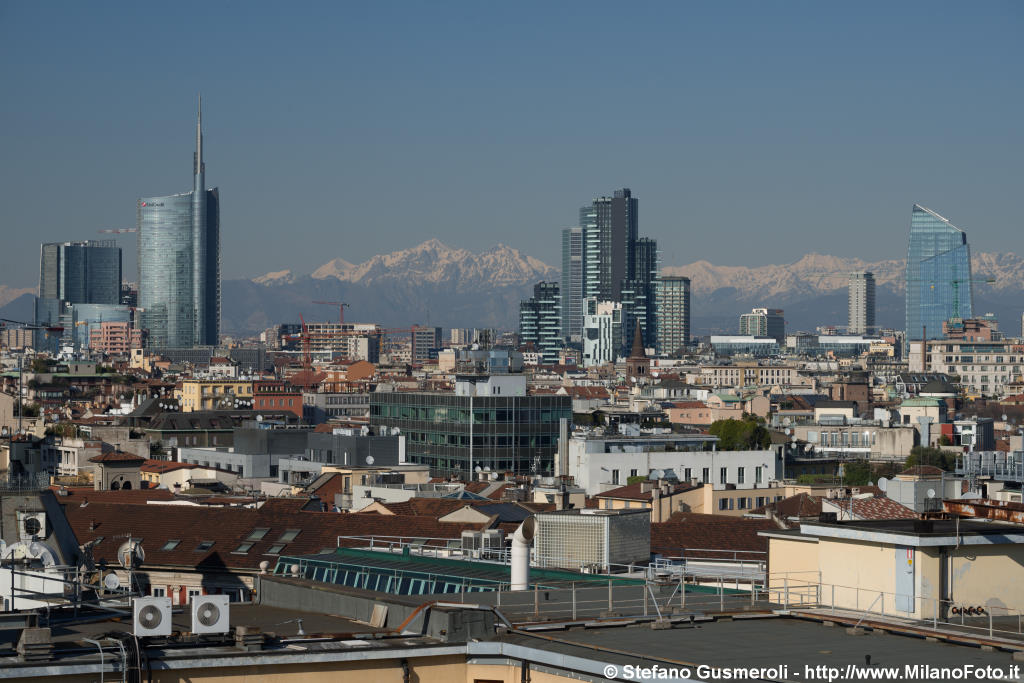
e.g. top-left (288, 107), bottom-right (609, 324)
top-left (847, 271), bottom-right (876, 335)
top-left (38, 240), bottom-right (121, 305)
top-left (590, 188), bottom-right (638, 301)
top-left (560, 227), bottom-right (586, 340)
top-left (519, 281), bottom-right (561, 364)
top-left (411, 326), bottom-right (444, 361)
top-left (656, 276), bottom-right (691, 355)
top-left (623, 236), bottom-right (659, 349)
top-left (905, 204), bottom-right (972, 344)
top-left (739, 307), bottom-right (785, 343)
top-left (138, 99), bottom-right (221, 348)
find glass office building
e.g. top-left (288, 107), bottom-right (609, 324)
top-left (369, 391), bottom-right (571, 477)
top-left (138, 101), bottom-right (220, 348)
top-left (905, 204), bottom-right (972, 344)
top-left (519, 281), bottom-right (561, 364)
top-left (38, 240), bottom-right (121, 305)
top-left (560, 227), bottom-right (585, 340)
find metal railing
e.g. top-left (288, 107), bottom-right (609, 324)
top-left (767, 572), bottom-right (1024, 641)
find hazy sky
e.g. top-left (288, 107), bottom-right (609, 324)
top-left (1, 1), bottom-right (1021, 286)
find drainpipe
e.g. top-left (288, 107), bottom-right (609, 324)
top-left (511, 517), bottom-right (536, 591)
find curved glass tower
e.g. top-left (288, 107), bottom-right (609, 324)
top-left (905, 204), bottom-right (972, 344)
top-left (137, 100), bottom-right (220, 348)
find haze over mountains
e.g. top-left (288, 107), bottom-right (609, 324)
top-left (2, 240), bottom-right (1021, 338)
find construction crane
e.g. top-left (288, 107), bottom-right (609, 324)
top-left (906, 275), bottom-right (996, 321)
top-left (97, 228), bottom-right (137, 234)
top-left (312, 301), bottom-right (349, 325)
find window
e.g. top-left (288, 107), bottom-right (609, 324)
top-left (246, 528), bottom-right (270, 541)
top-left (702, 468), bottom-right (709, 483)
top-left (151, 587), bottom-right (166, 597)
top-left (266, 543), bottom-right (287, 555)
top-left (611, 470), bottom-right (620, 485)
top-left (718, 498), bottom-right (729, 511)
top-left (195, 541), bottom-right (214, 552)
top-left (720, 467), bottom-right (727, 484)
top-left (755, 466), bottom-right (763, 484)
top-left (161, 540), bottom-right (181, 551)
top-left (630, 469), bottom-right (638, 478)
top-left (234, 542), bottom-right (255, 554)
top-left (187, 588), bottom-right (203, 601)
top-left (737, 467), bottom-right (745, 484)
top-left (684, 468), bottom-right (692, 482)
top-left (278, 529), bottom-right (301, 543)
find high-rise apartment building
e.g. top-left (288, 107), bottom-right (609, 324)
top-left (581, 298), bottom-right (622, 367)
top-left (847, 271), bottom-right (876, 335)
top-left (655, 276), bottom-right (691, 356)
top-left (38, 240), bottom-right (121, 305)
top-left (905, 204), bottom-right (972, 344)
top-left (560, 227), bottom-right (585, 340)
top-left (739, 308), bottom-right (785, 343)
top-left (138, 100), bottom-right (220, 348)
top-left (519, 281), bottom-right (561, 364)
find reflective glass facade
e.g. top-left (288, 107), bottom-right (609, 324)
top-left (519, 281), bottom-right (561, 364)
top-left (38, 240), bottom-right (121, 305)
top-left (369, 392), bottom-right (571, 476)
top-left (560, 227), bottom-right (585, 340)
top-left (905, 205), bottom-right (972, 343)
top-left (137, 107), bottom-right (220, 348)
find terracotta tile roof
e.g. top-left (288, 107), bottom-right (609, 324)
top-left (88, 451), bottom-right (146, 464)
top-left (899, 465), bottom-right (945, 477)
top-left (670, 401), bottom-right (707, 409)
top-left (752, 492), bottom-right (822, 518)
top-left (652, 513), bottom-right (777, 557)
top-left (63, 501), bottom-right (487, 573)
top-left (376, 498), bottom-right (476, 518)
top-left (48, 486), bottom-right (177, 504)
top-left (563, 386), bottom-right (610, 399)
top-left (824, 496), bottom-right (917, 520)
top-left (140, 459), bottom-right (199, 474)
top-left (596, 481), bottom-right (697, 502)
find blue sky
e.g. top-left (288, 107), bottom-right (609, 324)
top-left (1, 1), bottom-right (1021, 285)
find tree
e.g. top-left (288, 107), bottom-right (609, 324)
top-left (841, 460), bottom-right (873, 486)
top-left (905, 446), bottom-right (958, 471)
top-left (708, 417), bottom-right (771, 450)
top-left (30, 358), bottom-right (49, 373)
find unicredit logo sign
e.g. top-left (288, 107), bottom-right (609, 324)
top-left (140, 202), bottom-right (164, 207)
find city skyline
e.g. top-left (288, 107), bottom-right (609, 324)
top-left (1, 2), bottom-right (1021, 288)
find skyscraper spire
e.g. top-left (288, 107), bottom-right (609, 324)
top-left (194, 95), bottom-right (204, 176)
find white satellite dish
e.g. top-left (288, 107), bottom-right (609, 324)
top-left (103, 572), bottom-right (121, 591)
top-left (648, 469), bottom-right (664, 481)
top-left (877, 477), bottom-right (888, 492)
top-left (256, 414), bottom-right (264, 422)
top-left (117, 540), bottom-right (145, 568)
top-left (926, 488), bottom-right (936, 499)
top-left (365, 455), bottom-right (374, 465)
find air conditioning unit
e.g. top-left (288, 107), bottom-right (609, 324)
top-left (191, 594), bottom-right (230, 634)
top-left (17, 512), bottom-right (47, 541)
top-left (133, 597), bottom-right (172, 637)
top-left (481, 529), bottom-right (504, 550)
top-left (461, 531), bottom-right (482, 556)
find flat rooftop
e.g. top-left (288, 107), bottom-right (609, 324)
top-left (500, 616), bottom-right (1020, 679)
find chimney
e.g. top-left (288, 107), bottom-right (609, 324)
top-left (651, 486), bottom-right (662, 523)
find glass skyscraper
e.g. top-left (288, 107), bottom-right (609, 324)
top-left (138, 100), bottom-right (220, 348)
top-left (519, 281), bottom-right (561, 364)
top-left (905, 204), bottom-right (972, 343)
top-left (655, 276), bottom-right (691, 356)
top-left (38, 240), bottom-right (121, 305)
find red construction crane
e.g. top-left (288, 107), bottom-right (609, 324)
top-left (313, 301), bottom-right (349, 325)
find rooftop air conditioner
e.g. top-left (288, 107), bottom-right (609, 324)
top-left (133, 596), bottom-right (172, 637)
top-left (191, 594), bottom-right (230, 634)
top-left (17, 512), bottom-right (47, 541)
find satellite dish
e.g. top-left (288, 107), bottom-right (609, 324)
top-left (103, 572), bottom-right (121, 591)
top-left (648, 469), bottom-right (664, 481)
top-left (365, 455), bottom-right (374, 465)
top-left (926, 488), bottom-right (936, 499)
top-left (117, 540), bottom-right (145, 568)
top-left (785, 428), bottom-right (793, 435)
top-left (877, 477), bottom-right (888, 492)
top-left (256, 414), bottom-right (264, 422)
top-left (475, 466), bottom-right (482, 473)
